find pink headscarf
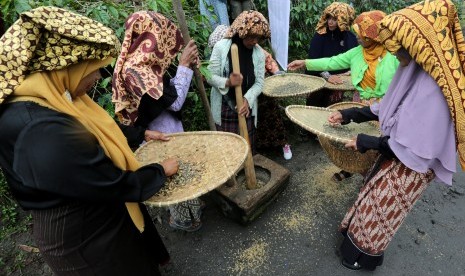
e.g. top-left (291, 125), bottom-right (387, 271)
top-left (112, 11), bottom-right (184, 125)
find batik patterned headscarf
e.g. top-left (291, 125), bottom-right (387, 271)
top-left (353, 10), bottom-right (386, 42)
top-left (0, 7), bottom-right (148, 233)
top-left (315, 2), bottom-right (356, 35)
top-left (208, 24), bottom-right (229, 48)
top-left (224, 10), bottom-right (271, 39)
top-left (378, 0), bottom-right (465, 170)
top-left (0, 6), bottom-right (119, 104)
top-left (112, 11), bottom-right (184, 126)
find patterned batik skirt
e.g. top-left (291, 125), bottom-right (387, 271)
top-left (216, 101), bottom-right (256, 154)
top-left (339, 156), bottom-right (435, 270)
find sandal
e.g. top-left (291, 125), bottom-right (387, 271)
top-left (332, 170), bottom-right (353, 182)
top-left (341, 259), bottom-right (363, 270)
top-left (169, 216), bottom-right (202, 232)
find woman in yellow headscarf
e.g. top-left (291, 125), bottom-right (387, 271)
top-left (0, 7), bottom-right (177, 275)
top-left (288, 10), bottom-right (400, 182)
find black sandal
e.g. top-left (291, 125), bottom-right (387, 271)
top-left (332, 170), bottom-right (353, 182)
top-left (341, 259), bottom-right (363, 270)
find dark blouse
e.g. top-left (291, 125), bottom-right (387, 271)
top-left (340, 106), bottom-right (396, 159)
top-left (306, 28), bottom-right (358, 76)
top-left (0, 101), bottom-right (166, 210)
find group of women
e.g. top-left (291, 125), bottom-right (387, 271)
top-left (0, 0), bottom-right (464, 274)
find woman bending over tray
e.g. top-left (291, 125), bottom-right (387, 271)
top-left (327, 0), bottom-right (465, 270)
top-left (0, 7), bottom-right (178, 275)
top-left (112, 11), bottom-right (205, 232)
top-left (207, 10), bottom-right (270, 155)
top-left (288, 10), bottom-right (400, 182)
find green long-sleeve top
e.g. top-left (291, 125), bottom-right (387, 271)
top-left (305, 45), bottom-right (399, 100)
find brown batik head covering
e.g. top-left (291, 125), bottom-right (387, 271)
top-left (315, 2), bottom-right (356, 35)
top-left (0, 6), bottom-right (119, 104)
top-left (378, 0), bottom-right (465, 169)
top-left (112, 11), bottom-right (184, 126)
top-left (352, 10), bottom-right (386, 42)
top-left (224, 10), bottom-right (271, 40)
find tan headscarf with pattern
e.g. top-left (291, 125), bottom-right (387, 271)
top-left (378, 0), bottom-right (465, 169)
top-left (0, 7), bottom-right (148, 232)
top-left (112, 11), bottom-right (184, 126)
top-left (224, 10), bottom-right (271, 39)
top-left (315, 2), bottom-right (356, 35)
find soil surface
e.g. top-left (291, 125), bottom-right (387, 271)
top-left (2, 129), bottom-right (465, 276)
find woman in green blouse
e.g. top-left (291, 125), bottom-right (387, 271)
top-left (288, 10), bottom-right (399, 181)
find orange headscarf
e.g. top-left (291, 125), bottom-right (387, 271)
top-left (353, 11), bottom-right (387, 90)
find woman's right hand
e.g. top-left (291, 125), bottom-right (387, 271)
top-left (328, 111), bottom-right (343, 126)
top-left (227, 72), bottom-right (243, 87)
top-left (287, 60), bottom-right (305, 71)
top-left (160, 158), bottom-right (179, 177)
top-left (179, 40), bottom-right (199, 68)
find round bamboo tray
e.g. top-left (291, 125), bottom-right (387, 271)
top-left (323, 74), bottom-right (355, 91)
top-left (285, 102), bottom-right (380, 173)
top-left (135, 131), bottom-right (248, 207)
top-left (263, 73), bottom-right (326, 98)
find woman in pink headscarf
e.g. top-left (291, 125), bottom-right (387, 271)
top-left (112, 11), bottom-right (204, 232)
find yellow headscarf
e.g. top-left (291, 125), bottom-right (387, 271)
top-left (378, 0), bottom-right (465, 169)
top-left (1, 7), bottom-right (146, 232)
top-left (353, 11), bottom-right (387, 90)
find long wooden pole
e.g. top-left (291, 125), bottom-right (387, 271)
top-left (231, 43), bottom-right (257, 190)
top-left (172, 0), bottom-right (216, 131)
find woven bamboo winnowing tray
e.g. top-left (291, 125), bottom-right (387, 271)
top-left (135, 131), bottom-right (248, 207)
top-left (286, 102), bottom-right (380, 173)
top-left (323, 74), bottom-right (355, 91)
top-left (263, 73), bottom-right (326, 98)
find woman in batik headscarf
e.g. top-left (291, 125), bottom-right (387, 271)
top-left (288, 10), bottom-right (400, 182)
top-left (207, 10), bottom-right (270, 155)
top-left (327, 0), bottom-right (465, 270)
top-left (304, 2), bottom-right (358, 108)
top-left (112, 11), bottom-right (204, 232)
top-left (0, 7), bottom-right (178, 275)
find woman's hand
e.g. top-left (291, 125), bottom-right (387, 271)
top-left (287, 60), bottom-right (305, 71)
top-left (238, 98), bottom-right (250, 117)
top-left (144, 130), bottom-right (170, 142)
top-left (179, 40), bottom-right (199, 68)
top-left (328, 111), bottom-right (343, 126)
top-left (344, 137), bottom-right (358, 151)
top-left (160, 157), bottom-right (179, 177)
top-left (227, 72), bottom-right (243, 87)
top-left (327, 75), bottom-right (343, 84)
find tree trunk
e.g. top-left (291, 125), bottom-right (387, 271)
top-left (172, 0), bottom-right (217, 131)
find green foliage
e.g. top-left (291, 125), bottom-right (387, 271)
top-left (0, 170), bottom-right (30, 241)
top-left (254, 0), bottom-right (464, 60)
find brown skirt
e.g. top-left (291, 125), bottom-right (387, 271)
top-left (339, 156), bottom-right (434, 269)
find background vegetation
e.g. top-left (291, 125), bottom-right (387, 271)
top-left (0, 0), bottom-right (464, 274)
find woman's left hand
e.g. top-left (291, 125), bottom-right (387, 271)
top-left (238, 98), bottom-right (250, 117)
top-left (344, 137), bottom-right (358, 151)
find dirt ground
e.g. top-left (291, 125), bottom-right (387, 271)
top-left (2, 129), bottom-right (465, 275)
